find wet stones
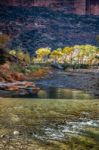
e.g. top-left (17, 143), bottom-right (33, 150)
top-left (13, 131), bottom-right (19, 136)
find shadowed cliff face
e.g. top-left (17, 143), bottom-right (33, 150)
top-left (0, 0), bottom-right (99, 15)
top-left (0, 6), bottom-right (99, 53)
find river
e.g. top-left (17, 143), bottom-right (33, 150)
top-left (0, 98), bottom-right (99, 149)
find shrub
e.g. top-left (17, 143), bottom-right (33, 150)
top-left (26, 65), bottom-right (41, 72)
top-left (10, 64), bottom-right (26, 73)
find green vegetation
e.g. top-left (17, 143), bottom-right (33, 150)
top-left (0, 33), bottom-right (99, 70)
top-left (10, 63), bottom-right (26, 73)
top-left (9, 49), bottom-right (31, 64)
top-left (62, 63), bottom-right (89, 70)
top-left (34, 45), bottom-right (99, 68)
top-left (7, 44), bottom-right (99, 73)
top-left (9, 49), bottom-right (41, 73)
top-left (9, 45), bottom-right (99, 66)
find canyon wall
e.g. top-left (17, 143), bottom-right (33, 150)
top-left (0, 0), bottom-right (99, 15)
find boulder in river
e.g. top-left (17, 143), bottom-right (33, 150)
top-left (51, 62), bottom-right (63, 70)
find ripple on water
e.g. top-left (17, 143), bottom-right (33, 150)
top-left (33, 119), bottom-right (99, 141)
top-left (59, 119), bottom-right (99, 135)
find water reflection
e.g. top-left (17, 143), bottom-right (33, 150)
top-left (8, 88), bottom-right (92, 99)
top-left (37, 88), bottom-right (92, 99)
top-left (0, 87), bottom-right (97, 99)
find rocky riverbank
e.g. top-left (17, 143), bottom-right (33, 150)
top-left (0, 81), bottom-right (40, 97)
top-left (0, 60), bottom-right (50, 97)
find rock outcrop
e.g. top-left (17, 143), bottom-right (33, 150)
top-left (0, 6), bottom-right (99, 52)
top-left (0, 0), bottom-right (99, 15)
top-left (0, 1), bottom-right (99, 53)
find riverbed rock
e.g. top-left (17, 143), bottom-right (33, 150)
top-left (19, 89), bottom-right (29, 95)
top-left (6, 85), bottom-right (19, 91)
top-left (0, 81), bottom-right (40, 95)
top-left (0, 77), bottom-right (5, 82)
top-left (13, 131), bottom-right (19, 136)
top-left (11, 72), bottom-right (25, 81)
top-left (0, 62), bottom-right (10, 70)
top-left (23, 82), bottom-right (35, 87)
top-left (3, 74), bottom-right (14, 82)
top-left (32, 87), bottom-right (40, 93)
top-left (51, 62), bottom-right (63, 70)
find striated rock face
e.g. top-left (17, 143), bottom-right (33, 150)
top-left (0, 1), bottom-right (99, 52)
top-left (0, 0), bottom-right (99, 15)
top-left (0, 6), bottom-right (99, 52)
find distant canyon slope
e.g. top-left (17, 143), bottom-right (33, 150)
top-left (0, 0), bottom-right (99, 53)
top-left (0, 0), bottom-right (99, 15)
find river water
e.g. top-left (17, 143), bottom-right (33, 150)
top-left (0, 98), bottom-right (98, 149)
top-left (0, 87), bottom-right (94, 99)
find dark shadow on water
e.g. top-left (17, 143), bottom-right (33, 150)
top-left (1, 87), bottom-right (96, 99)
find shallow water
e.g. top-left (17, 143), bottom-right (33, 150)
top-left (0, 87), bottom-right (93, 99)
top-left (32, 88), bottom-right (92, 99)
top-left (33, 118), bottom-right (99, 141)
top-left (0, 99), bottom-right (99, 149)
